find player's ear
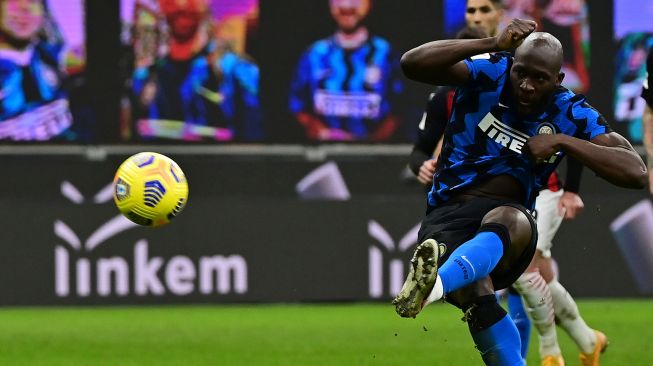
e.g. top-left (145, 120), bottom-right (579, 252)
top-left (556, 72), bottom-right (565, 86)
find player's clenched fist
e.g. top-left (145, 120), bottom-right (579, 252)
top-left (524, 134), bottom-right (562, 164)
top-left (496, 19), bottom-right (537, 51)
top-left (417, 159), bottom-right (437, 185)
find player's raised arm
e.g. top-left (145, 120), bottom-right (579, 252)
top-left (527, 132), bottom-right (648, 189)
top-left (400, 19), bottom-right (537, 86)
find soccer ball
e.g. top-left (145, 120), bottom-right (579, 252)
top-left (113, 152), bottom-right (189, 227)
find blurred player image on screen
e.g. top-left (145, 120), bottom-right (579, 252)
top-left (612, 0), bottom-right (653, 143)
top-left (127, 0), bottom-right (263, 142)
top-left (0, 0), bottom-right (73, 140)
top-left (289, 0), bottom-right (403, 142)
top-left (614, 34), bottom-right (653, 144)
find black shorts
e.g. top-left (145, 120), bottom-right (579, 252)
top-left (417, 197), bottom-right (537, 291)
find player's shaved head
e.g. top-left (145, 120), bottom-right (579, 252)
top-left (510, 32), bottom-right (565, 116)
top-left (515, 32), bottom-right (563, 73)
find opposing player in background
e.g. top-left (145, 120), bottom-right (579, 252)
top-left (289, 0), bottom-right (403, 142)
top-left (465, 0), bottom-right (504, 37)
top-left (130, 0), bottom-right (263, 142)
top-left (0, 0), bottom-right (73, 140)
top-left (393, 19), bottom-right (647, 365)
top-left (641, 48), bottom-right (653, 194)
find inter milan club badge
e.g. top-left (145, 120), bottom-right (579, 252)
top-left (536, 122), bottom-right (556, 135)
top-left (365, 66), bottom-right (382, 85)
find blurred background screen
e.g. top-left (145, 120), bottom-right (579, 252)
top-left (0, 0), bottom-right (85, 141)
top-left (119, 0), bottom-right (261, 143)
top-left (0, 1), bottom-right (647, 147)
top-left (613, 0), bottom-right (653, 143)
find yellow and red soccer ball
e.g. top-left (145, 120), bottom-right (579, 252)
top-left (113, 152), bottom-right (189, 227)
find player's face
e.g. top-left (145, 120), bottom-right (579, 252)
top-left (159, 0), bottom-right (206, 42)
top-left (330, 0), bottom-right (370, 33)
top-left (510, 51), bottom-right (563, 116)
top-left (0, 0), bottom-right (44, 41)
top-left (628, 47), bottom-right (647, 71)
top-left (465, 0), bottom-right (502, 37)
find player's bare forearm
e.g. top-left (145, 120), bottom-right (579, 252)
top-left (400, 38), bottom-right (498, 85)
top-left (401, 19), bottom-right (537, 86)
top-left (556, 133), bottom-right (647, 189)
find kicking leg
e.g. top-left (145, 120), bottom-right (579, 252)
top-left (393, 205), bottom-right (533, 317)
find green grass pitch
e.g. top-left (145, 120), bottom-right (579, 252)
top-left (0, 299), bottom-right (650, 365)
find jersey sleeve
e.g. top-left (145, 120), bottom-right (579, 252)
top-left (409, 88), bottom-right (450, 174)
top-left (462, 52), bottom-right (511, 90)
top-left (562, 156), bottom-right (583, 193)
top-left (569, 96), bottom-right (613, 141)
top-left (641, 48), bottom-right (653, 108)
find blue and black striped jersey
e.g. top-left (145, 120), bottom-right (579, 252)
top-left (0, 41), bottom-right (71, 140)
top-left (132, 47), bottom-right (263, 141)
top-left (289, 34), bottom-right (402, 140)
top-left (429, 52), bottom-right (611, 209)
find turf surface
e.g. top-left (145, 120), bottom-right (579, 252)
top-left (0, 299), bottom-right (650, 365)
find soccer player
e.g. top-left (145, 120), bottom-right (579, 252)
top-left (289, 0), bottom-right (403, 141)
top-left (393, 19), bottom-right (647, 366)
top-left (0, 0), bottom-right (72, 140)
top-left (130, 0), bottom-right (263, 142)
top-left (447, 15), bottom-right (536, 358)
top-left (409, 24), bottom-right (534, 363)
top-left (641, 47), bottom-right (653, 194)
top-left (465, 0), bottom-right (504, 38)
top-left (465, 3), bottom-right (605, 365)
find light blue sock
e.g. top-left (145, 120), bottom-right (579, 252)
top-left (507, 290), bottom-right (531, 359)
top-left (439, 231), bottom-right (504, 294)
top-left (472, 314), bottom-right (525, 366)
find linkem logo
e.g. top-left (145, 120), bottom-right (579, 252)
top-left (54, 181), bottom-right (248, 298)
top-left (367, 220), bottom-right (420, 298)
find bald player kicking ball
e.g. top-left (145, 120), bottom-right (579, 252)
top-left (393, 18), bottom-right (647, 366)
